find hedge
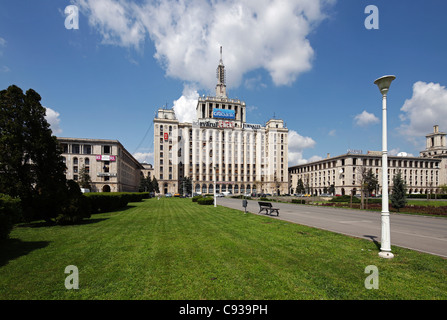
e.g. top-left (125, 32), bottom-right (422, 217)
top-left (0, 193), bottom-right (22, 239)
top-left (197, 197), bottom-right (214, 205)
top-left (192, 195), bottom-right (202, 202)
top-left (84, 192), bottom-right (148, 213)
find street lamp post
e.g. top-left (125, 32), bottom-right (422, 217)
top-left (374, 75), bottom-right (396, 259)
top-left (214, 166), bottom-right (217, 207)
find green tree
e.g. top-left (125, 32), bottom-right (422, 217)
top-left (139, 174), bottom-right (153, 192)
top-left (295, 178), bottom-right (305, 194)
top-left (78, 165), bottom-right (92, 189)
top-left (179, 176), bottom-right (192, 195)
top-left (390, 171), bottom-right (407, 212)
top-left (56, 180), bottom-right (91, 225)
top-left (151, 176), bottom-right (160, 193)
top-left (0, 85), bottom-right (68, 222)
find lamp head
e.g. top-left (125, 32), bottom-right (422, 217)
top-left (374, 75), bottom-right (396, 95)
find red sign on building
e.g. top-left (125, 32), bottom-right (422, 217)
top-left (164, 132), bottom-right (169, 140)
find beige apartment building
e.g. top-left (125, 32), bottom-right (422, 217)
top-left (153, 48), bottom-right (289, 195)
top-left (57, 137), bottom-right (144, 192)
top-left (288, 125), bottom-right (447, 196)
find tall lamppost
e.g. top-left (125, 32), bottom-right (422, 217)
top-left (374, 75), bottom-right (396, 259)
top-left (214, 166), bottom-right (217, 207)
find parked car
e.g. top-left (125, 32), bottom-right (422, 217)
top-left (216, 193), bottom-right (224, 197)
top-left (165, 193), bottom-right (172, 197)
top-left (174, 193), bottom-right (180, 197)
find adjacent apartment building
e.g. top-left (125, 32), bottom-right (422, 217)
top-left (153, 48), bottom-right (289, 195)
top-left (57, 137), bottom-right (145, 192)
top-left (288, 125), bottom-right (447, 196)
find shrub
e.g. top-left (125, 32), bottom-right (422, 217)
top-left (0, 193), bottom-right (22, 239)
top-left (197, 197), bottom-right (214, 205)
top-left (192, 195), bottom-right (202, 202)
top-left (84, 193), bottom-right (129, 213)
top-left (55, 180), bottom-right (92, 225)
top-left (291, 199), bottom-right (306, 204)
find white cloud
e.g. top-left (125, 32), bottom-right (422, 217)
top-left (399, 81), bottom-right (447, 138)
top-left (133, 152), bottom-right (154, 164)
top-left (288, 129), bottom-right (317, 165)
top-left (173, 85), bottom-right (199, 123)
top-left (328, 129), bottom-right (336, 136)
top-left (44, 107), bottom-right (62, 134)
top-left (354, 110), bottom-right (379, 127)
top-left (76, 0), bottom-right (334, 90)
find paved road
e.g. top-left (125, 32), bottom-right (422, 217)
top-left (216, 197), bottom-right (447, 258)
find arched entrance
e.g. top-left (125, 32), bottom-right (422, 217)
top-left (164, 183), bottom-right (168, 194)
top-left (102, 185), bottom-right (111, 192)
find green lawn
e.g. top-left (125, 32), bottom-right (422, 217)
top-left (0, 197), bottom-right (446, 300)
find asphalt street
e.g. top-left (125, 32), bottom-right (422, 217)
top-left (217, 197), bottom-right (447, 258)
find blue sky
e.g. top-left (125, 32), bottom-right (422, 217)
top-left (1, 0), bottom-right (447, 166)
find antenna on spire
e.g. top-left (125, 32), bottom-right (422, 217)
top-left (220, 46), bottom-right (223, 63)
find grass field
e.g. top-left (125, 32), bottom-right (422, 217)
top-left (0, 197), bottom-right (446, 300)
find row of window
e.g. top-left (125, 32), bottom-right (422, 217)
top-left (60, 143), bottom-right (112, 155)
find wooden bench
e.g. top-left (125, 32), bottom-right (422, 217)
top-left (258, 201), bottom-right (280, 216)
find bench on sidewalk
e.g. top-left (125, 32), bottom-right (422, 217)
top-left (258, 201), bottom-right (280, 216)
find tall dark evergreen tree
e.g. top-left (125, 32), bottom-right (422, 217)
top-left (295, 178), bottom-right (305, 194)
top-left (0, 85), bottom-right (68, 221)
top-left (390, 171), bottom-right (407, 212)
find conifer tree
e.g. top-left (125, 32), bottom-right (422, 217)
top-left (390, 171), bottom-right (407, 212)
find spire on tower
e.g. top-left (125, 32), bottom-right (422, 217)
top-left (216, 46), bottom-right (227, 98)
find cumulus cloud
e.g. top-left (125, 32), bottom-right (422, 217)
top-left (44, 107), bottom-right (62, 134)
top-left (173, 85), bottom-right (200, 123)
top-left (133, 152), bottom-right (154, 164)
top-left (399, 81), bottom-right (447, 139)
top-left (354, 110), bottom-right (379, 127)
top-left (288, 129), bottom-right (317, 165)
top-left (76, 0), bottom-right (334, 90)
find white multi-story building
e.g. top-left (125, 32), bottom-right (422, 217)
top-left (288, 125), bottom-right (447, 196)
top-left (154, 48), bottom-right (289, 195)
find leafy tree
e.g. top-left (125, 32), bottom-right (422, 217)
top-left (151, 176), bottom-right (160, 193)
top-left (390, 171), bottom-right (407, 212)
top-left (139, 174), bottom-right (152, 192)
top-left (0, 85), bottom-right (67, 222)
top-left (329, 184), bottom-right (335, 195)
top-left (364, 169), bottom-right (379, 196)
top-left (296, 178), bottom-right (305, 194)
top-left (78, 165), bottom-right (92, 189)
top-left (179, 176), bottom-right (192, 195)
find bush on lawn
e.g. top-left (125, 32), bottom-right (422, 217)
top-left (291, 199), bottom-right (306, 204)
top-left (85, 193), bottom-right (129, 213)
top-left (55, 180), bottom-right (92, 225)
top-left (197, 197), bottom-right (214, 205)
top-left (0, 193), bottom-right (22, 239)
top-left (192, 195), bottom-right (202, 202)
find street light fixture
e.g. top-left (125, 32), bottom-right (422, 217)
top-left (374, 75), bottom-right (396, 259)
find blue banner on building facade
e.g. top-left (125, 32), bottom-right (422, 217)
top-left (213, 108), bottom-right (235, 119)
